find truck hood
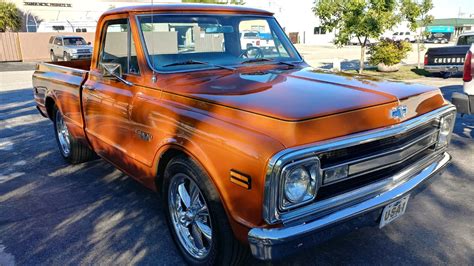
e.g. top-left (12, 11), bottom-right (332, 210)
top-left (163, 67), bottom-right (445, 122)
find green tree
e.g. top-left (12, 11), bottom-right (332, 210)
top-left (313, 0), bottom-right (401, 73)
top-left (401, 0), bottom-right (433, 68)
top-left (182, 0), bottom-right (245, 4)
top-left (0, 1), bottom-right (21, 32)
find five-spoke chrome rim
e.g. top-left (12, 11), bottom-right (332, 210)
top-left (55, 111), bottom-right (71, 156)
top-left (168, 174), bottom-right (213, 259)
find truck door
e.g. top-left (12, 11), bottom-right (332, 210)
top-left (53, 37), bottom-right (62, 57)
top-left (82, 16), bottom-right (143, 173)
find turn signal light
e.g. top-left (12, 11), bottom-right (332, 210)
top-left (323, 165), bottom-right (349, 185)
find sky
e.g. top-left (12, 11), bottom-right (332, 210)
top-left (430, 0), bottom-right (474, 18)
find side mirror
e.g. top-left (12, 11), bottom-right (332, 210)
top-left (87, 42), bottom-right (91, 45)
top-left (100, 62), bottom-right (122, 78)
top-left (99, 63), bottom-right (133, 86)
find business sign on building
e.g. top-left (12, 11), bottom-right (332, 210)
top-left (426, 26), bottom-right (455, 33)
top-left (23, 2), bottom-right (72, 7)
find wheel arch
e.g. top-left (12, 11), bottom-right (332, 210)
top-left (45, 96), bottom-right (56, 120)
top-left (153, 142), bottom-right (217, 195)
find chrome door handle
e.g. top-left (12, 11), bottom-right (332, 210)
top-left (83, 84), bottom-right (96, 91)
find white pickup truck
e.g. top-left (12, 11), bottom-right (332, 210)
top-left (452, 44), bottom-right (474, 115)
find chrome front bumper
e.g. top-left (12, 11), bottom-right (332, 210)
top-left (248, 151), bottom-right (451, 261)
top-left (424, 64), bottom-right (463, 73)
top-left (71, 53), bottom-right (92, 59)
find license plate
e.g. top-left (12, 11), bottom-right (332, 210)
top-left (379, 195), bottom-right (410, 228)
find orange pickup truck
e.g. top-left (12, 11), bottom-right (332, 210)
top-left (33, 4), bottom-right (456, 264)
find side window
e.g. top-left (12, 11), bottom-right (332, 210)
top-left (100, 19), bottom-right (140, 75)
top-left (49, 36), bottom-right (54, 44)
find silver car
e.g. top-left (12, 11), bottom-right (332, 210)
top-left (48, 35), bottom-right (93, 61)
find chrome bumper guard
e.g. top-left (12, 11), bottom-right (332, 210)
top-left (424, 65), bottom-right (463, 73)
top-left (248, 151), bottom-right (451, 261)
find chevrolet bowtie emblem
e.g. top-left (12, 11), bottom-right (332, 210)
top-left (390, 105), bottom-right (408, 120)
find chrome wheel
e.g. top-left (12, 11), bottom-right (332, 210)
top-left (55, 111), bottom-right (71, 156)
top-left (168, 173), bottom-right (213, 259)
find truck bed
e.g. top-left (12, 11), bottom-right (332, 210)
top-left (32, 59), bottom-right (91, 141)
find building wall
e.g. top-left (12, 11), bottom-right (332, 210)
top-left (18, 32), bottom-right (95, 61)
top-left (244, 0), bottom-right (335, 45)
top-left (6, 0), bottom-right (180, 32)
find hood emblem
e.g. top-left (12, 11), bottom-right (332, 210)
top-left (390, 105), bottom-right (408, 120)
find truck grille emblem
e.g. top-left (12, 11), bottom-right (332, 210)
top-left (390, 105), bottom-right (408, 120)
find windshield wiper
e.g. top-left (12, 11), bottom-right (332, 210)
top-left (240, 58), bottom-right (273, 64)
top-left (162, 60), bottom-right (235, 71)
top-left (241, 58), bottom-right (300, 68)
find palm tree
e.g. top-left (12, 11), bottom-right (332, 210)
top-left (0, 2), bottom-right (21, 32)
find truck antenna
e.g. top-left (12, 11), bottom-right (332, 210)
top-left (151, 0), bottom-right (156, 82)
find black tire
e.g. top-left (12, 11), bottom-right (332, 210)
top-left (64, 52), bottom-right (71, 61)
top-left (162, 155), bottom-right (249, 265)
top-left (53, 105), bottom-right (95, 164)
top-left (50, 51), bottom-right (57, 62)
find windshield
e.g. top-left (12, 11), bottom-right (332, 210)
top-left (137, 14), bottom-right (301, 72)
top-left (63, 37), bottom-right (87, 46)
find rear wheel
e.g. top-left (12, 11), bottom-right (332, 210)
top-left (53, 106), bottom-right (95, 164)
top-left (50, 51), bottom-right (57, 62)
top-left (163, 156), bottom-right (249, 265)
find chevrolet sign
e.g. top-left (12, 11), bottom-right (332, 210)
top-left (434, 57), bottom-right (465, 64)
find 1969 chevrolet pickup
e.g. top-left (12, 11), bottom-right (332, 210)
top-left (33, 4), bottom-right (456, 264)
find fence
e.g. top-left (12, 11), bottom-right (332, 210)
top-left (0, 32), bottom-right (95, 62)
top-left (0, 33), bottom-right (22, 62)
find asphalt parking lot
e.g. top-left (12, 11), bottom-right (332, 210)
top-left (1, 67), bottom-right (473, 265)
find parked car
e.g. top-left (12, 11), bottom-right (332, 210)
top-left (392, 31), bottom-right (417, 42)
top-left (424, 31), bottom-right (474, 77)
top-left (48, 35), bottom-right (93, 62)
top-left (425, 32), bottom-right (450, 44)
top-left (452, 44), bottom-right (474, 115)
top-left (33, 4), bottom-right (456, 264)
top-left (348, 36), bottom-right (379, 46)
top-left (240, 30), bottom-right (261, 49)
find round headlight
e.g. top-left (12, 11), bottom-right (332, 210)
top-left (284, 167), bottom-right (311, 203)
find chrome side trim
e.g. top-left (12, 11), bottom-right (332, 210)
top-left (263, 105), bottom-right (456, 224)
top-left (250, 152), bottom-right (451, 260)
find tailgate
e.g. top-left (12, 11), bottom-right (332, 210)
top-left (426, 46), bottom-right (470, 65)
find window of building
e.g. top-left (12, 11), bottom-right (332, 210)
top-left (313, 26), bottom-right (326, 35)
top-left (52, 25), bottom-right (65, 31)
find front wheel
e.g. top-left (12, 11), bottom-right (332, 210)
top-left (63, 52), bottom-right (71, 61)
top-left (53, 106), bottom-right (95, 164)
top-left (163, 156), bottom-right (248, 265)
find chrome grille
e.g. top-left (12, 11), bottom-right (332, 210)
top-left (319, 122), bottom-right (439, 187)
